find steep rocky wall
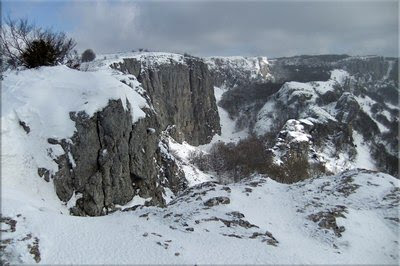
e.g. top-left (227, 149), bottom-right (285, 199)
top-left (112, 57), bottom-right (221, 146)
top-left (48, 99), bottom-right (186, 216)
top-left (336, 56), bottom-right (396, 81)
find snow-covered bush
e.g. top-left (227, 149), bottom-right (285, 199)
top-left (81, 49), bottom-right (96, 62)
top-left (0, 17), bottom-right (76, 69)
top-left (65, 50), bottom-right (81, 69)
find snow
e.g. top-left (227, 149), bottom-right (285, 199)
top-left (202, 86), bottom-right (248, 147)
top-left (320, 146), bottom-right (353, 174)
top-left (66, 192), bottom-right (83, 209)
top-left (282, 119), bottom-right (312, 143)
top-left (279, 81), bottom-right (317, 103)
top-left (168, 138), bottom-right (215, 186)
top-left (355, 95), bottom-right (389, 132)
top-left (312, 69), bottom-right (349, 94)
top-left (163, 187), bottom-right (175, 204)
top-left (1, 53), bottom-right (398, 265)
top-left (254, 100), bottom-right (277, 135)
top-left (205, 56), bottom-right (271, 81)
top-left (383, 60), bottom-right (395, 80)
top-left (255, 70), bottom-right (349, 136)
top-left (1, 65), bottom-right (148, 219)
top-left (67, 152), bottom-right (76, 168)
top-left (85, 51), bottom-right (186, 71)
top-left (308, 105), bottom-right (337, 122)
top-left (353, 131), bottom-right (377, 170)
top-left (115, 195), bottom-right (151, 210)
top-left (2, 170), bottom-right (398, 264)
top-left (385, 101), bottom-right (399, 110)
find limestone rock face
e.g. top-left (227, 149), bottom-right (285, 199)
top-left (112, 57), bottom-right (221, 146)
top-left (48, 55), bottom-right (223, 216)
top-left (51, 99), bottom-right (186, 216)
top-left (335, 93), bottom-right (360, 123)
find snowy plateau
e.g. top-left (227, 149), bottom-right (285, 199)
top-left (1, 52), bottom-right (399, 264)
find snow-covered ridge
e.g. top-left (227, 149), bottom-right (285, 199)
top-left (205, 55), bottom-right (271, 81)
top-left (86, 51), bottom-right (187, 71)
top-left (88, 52), bottom-right (272, 82)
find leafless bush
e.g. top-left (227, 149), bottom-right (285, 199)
top-left (189, 135), bottom-right (313, 184)
top-left (190, 137), bottom-right (277, 183)
top-left (188, 150), bottom-right (210, 171)
top-left (1, 17), bottom-right (76, 69)
top-left (278, 151), bottom-right (310, 183)
top-left (81, 49), bottom-right (96, 62)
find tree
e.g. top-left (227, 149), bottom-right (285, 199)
top-left (81, 49), bottom-right (96, 62)
top-left (1, 17), bottom-right (76, 69)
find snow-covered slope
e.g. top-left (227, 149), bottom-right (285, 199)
top-left (1, 65), bottom-right (148, 213)
top-left (2, 169), bottom-right (398, 264)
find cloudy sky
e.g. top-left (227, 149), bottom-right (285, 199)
top-left (3, 0), bottom-right (399, 57)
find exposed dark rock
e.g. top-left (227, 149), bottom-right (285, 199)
top-left (0, 217), bottom-right (17, 233)
top-left (308, 205), bottom-right (347, 237)
top-left (37, 168), bottom-right (50, 182)
top-left (221, 186), bottom-right (232, 192)
top-left (336, 175), bottom-right (361, 197)
top-left (49, 100), bottom-right (185, 216)
top-left (226, 211), bottom-right (245, 219)
top-left (202, 216), bottom-right (259, 229)
top-left (204, 196), bottom-right (230, 207)
top-left (122, 205), bottom-right (142, 212)
top-left (222, 233), bottom-right (242, 239)
top-left (27, 237), bottom-right (40, 263)
top-left (18, 120), bottom-right (30, 134)
top-left (335, 93), bottom-right (360, 123)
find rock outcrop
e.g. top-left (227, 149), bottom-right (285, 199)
top-left (44, 54), bottom-right (224, 216)
top-left (50, 99), bottom-right (186, 216)
top-left (112, 56), bottom-right (221, 146)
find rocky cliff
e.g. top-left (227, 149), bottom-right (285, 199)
top-left (49, 53), bottom-right (222, 216)
top-left (49, 101), bottom-right (186, 216)
top-left (112, 54), bottom-right (221, 146)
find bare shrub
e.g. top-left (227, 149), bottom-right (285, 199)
top-left (189, 135), bottom-right (313, 184)
top-left (190, 137), bottom-right (278, 183)
top-left (1, 17), bottom-right (76, 69)
top-left (279, 151), bottom-right (310, 183)
top-left (188, 150), bottom-right (210, 172)
top-left (81, 49), bottom-right (96, 62)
